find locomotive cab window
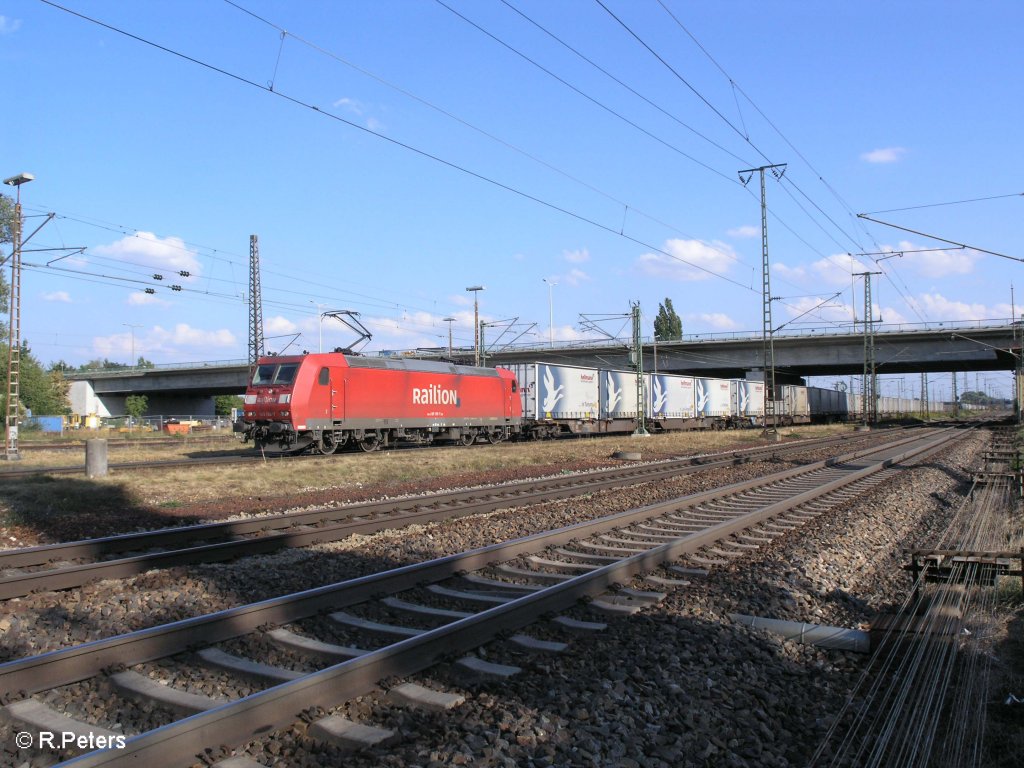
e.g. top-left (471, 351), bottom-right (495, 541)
top-left (274, 364), bottom-right (299, 385)
top-left (251, 364), bottom-right (277, 385)
top-left (318, 367), bottom-right (330, 386)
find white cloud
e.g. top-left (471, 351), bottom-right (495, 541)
top-left (917, 293), bottom-right (999, 321)
top-left (727, 225), bottom-right (759, 239)
top-left (563, 248), bottom-right (590, 264)
top-left (773, 262), bottom-right (809, 283)
top-left (636, 239), bottom-right (736, 281)
top-left (93, 232), bottom-right (201, 278)
top-left (42, 290), bottom-right (71, 303)
top-left (776, 252), bottom-right (882, 289)
top-left (0, 16), bottom-right (22, 34)
top-left (92, 323), bottom-right (237, 361)
top-left (886, 240), bottom-right (979, 278)
top-left (265, 316), bottom-right (298, 334)
top-left (692, 313), bottom-right (739, 331)
top-left (562, 268), bottom-right (590, 287)
top-left (333, 97), bottom-right (385, 131)
top-left (127, 291), bottom-right (170, 307)
top-left (334, 97), bottom-right (364, 115)
top-left (861, 147), bottom-right (907, 164)
top-left (151, 324), bottom-right (236, 348)
top-left (779, 295), bottom-right (855, 325)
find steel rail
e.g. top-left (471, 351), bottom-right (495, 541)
top-left (0, 428), bottom-right (956, 700)
top-left (18, 437), bottom-right (235, 452)
top-left (0, 451), bottom-right (274, 478)
top-left (53, 426), bottom-right (968, 767)
top-left (0, 432), bottom-right (891, 598)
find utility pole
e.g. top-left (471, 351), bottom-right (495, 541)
top-left (952, 371), bottom-right (959, 418)
top-left (248, 235), bottom-right (265, 376)
top-left (854, 271), bottom-right (882, 426)
top-left (631, 301), bottom-right (648, 436)
top-left (739, 163), bottom-right (786, 438)
top-left (443, 317), bottom-right (456, 359)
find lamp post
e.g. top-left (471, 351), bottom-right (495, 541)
top-left (542, 278), bottom-right (557, 347)
top-left (466, 285), bottom-right (485, 366)
top-left (442, 317), bottom-right (456, 359)
top-left (3, 172), bottom-right (34, 461)
top-left (309, 300), bottom-right (331, 353)
top-left (123, 323), bottom-right (142, 367)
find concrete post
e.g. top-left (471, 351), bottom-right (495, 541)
top-left (85, 439), bottom-right (108, 478)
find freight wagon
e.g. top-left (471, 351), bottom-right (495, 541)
top-left (508, 362), bottom-right (601, 438)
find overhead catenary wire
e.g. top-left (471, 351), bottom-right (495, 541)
top-left (34, 0), bottom-right (764, 296)
top-left (653, 0), bottom-right (870, 247)
top-left (431, 0), bottom-right (740, 187)
top-left (862, 192), bottom-right (1023, 216)
top-left (222, 0), bottom-right (745, 263)
top-left (601, 0), bottom-right (866, 254)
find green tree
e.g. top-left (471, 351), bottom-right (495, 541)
top-left (214, 394), bottom-right (244, 416)
top-left (18, 342), bottom-right (70, 415)
top-left (124, 394), bottom-right (148, 424)
top-left (653, 298), bottom-right (683, 341)
top-left (0, 193), bottom-right (14, 251)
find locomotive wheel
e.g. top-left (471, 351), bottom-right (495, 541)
top-left (459, 432), bottom-right (475, 447)
top-left (318, 432), bottom-right (339, 455)
top-left (358, 434), bottom-right (380, 452)
top-left (486, 430), bottom-right (502, 444)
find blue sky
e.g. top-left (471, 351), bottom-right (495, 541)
top-left (2, 1), bottom-right (1021, 399)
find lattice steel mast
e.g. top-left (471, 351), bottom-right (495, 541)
top-left (3, 197), bottom-right (22, 460)
top-left (855, 271), bottom-right (882, 426)
top-left (631, 301), bottom-right (647, 436)
top-left (739, 163), bottom-right (786, 436)
top-left (248, 234), bottom-right (265, 373)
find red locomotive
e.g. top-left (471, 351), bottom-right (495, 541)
top-left (240, 353), bottom-right (522, 453)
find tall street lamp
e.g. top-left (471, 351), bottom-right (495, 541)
top-left (466, 285), bottom-right (485, 366)
top-left (3, 172), bottom-right (34, 461)
top-left (442, 317), bottom-right (456, 359)
top-left (123, 323), bottom-right (142, 366)
top-left (309, 300), bottom-right (333, 353)
top-left (542, 278), bottom-right (557, 348)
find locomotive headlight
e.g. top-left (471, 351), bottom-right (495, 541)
top-left (278, 394), bottom-right (291, 404)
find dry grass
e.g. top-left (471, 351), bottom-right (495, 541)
top-left (2, 424), bottom-right (851, 510)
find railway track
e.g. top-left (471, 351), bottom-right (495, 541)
top-left (0, 449), bottom-right (267, 478)
top-left (0, 426), bottom-right (968, 767)
top-left (0, 430), bottom-right (898, 599)
top-left (18, 436), bottom-right (235, 452)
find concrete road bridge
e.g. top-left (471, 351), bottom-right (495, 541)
top-left (66, 320), bottom-right (1020, 417)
